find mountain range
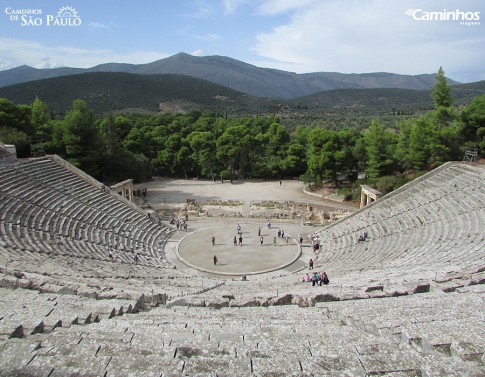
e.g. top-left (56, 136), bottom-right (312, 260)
top-left (0, 70), bottom-right (482, 121)
top-left (0, 52), bottom-right (461, 99)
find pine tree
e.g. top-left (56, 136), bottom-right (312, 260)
top-left (364, 120), bottom-right (397, 178)
top-left (62, 100), bottom-right (101, 176)
top-left (431, 67), bottom-right (452, 109)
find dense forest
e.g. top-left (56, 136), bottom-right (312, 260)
top-left (1, 68), bottom-right (484, 197)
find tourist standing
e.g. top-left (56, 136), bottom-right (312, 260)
top-left (311, 272), bottom-right (317, 286)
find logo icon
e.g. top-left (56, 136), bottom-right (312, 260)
top-left (404, 9), bottom-right (417, 18)
top-left (46, 6), bottom-right (81, 26)
top-left (56, 6), bottom-right (78, 18)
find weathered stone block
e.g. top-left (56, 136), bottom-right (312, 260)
top-left (365, 285), bottom-right (384, 293)
top-left (58, 285), bottom-right (79, 295)
top-left (413, 283), bottom-right (430, 294)
top-left (313, 293), bottom-right (341, 303)
top-left (206, 300), bottom-right (229, 309)
top-left (291, 295), bottom-right (312, 307)
top-left (267, 294), bottom-right (293, 306)
top-left (230, 299), bottom-right (260, 307)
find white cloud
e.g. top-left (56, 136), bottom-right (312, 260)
top-left (186, 0), bottom-right (216, 19)
top-left (257, 0), bottom-right (318, 15)
top-left (192, 33), bottom-right (221, 41)
top-left (0, 37), bottom-right (171, 69)
top-left (222, 0), bottom-right (247, 14)
top-left (88, 22), bottom-right (113, 30)
top-left (191, 49), bottom-right (204, 56)
top-left (252, 0), bottom-right (485, 81)
top-left (0, 58), bottom-right (13, 70)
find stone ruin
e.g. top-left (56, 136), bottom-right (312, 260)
top-left (172, 199), bottom-right (352, 224)
top-left (0, 155), bottom-right (484, 376)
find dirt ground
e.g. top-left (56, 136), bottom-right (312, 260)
top-left (135, 177), bottom-right (356, 222)
top-left (136, 177), bottom-right (310, 203)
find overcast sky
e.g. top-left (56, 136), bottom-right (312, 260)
top-left (1, 0), bottom-right (483, 82)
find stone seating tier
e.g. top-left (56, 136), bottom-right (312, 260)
top-left (0, 156), bottom-right (173, 268)
top-left (313, 162), bottom-right (485, 283)
top-left (0, 289), bottom-right (483, 376)
top-left (1, 157), bottom-right (485, 375)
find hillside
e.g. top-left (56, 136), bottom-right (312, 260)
top-left (0, 65), bottom-right (84, 88)
top-left (0, 72), bottom-right (279, 116)
top-left (279, 81), bottom-right (485, 129)
top-left (0, 52), bottom-right (461, 99)
top-left (0, 72), bottom-right (483, 120)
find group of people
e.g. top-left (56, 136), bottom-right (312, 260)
top-left (303, 271), bottom-right (330, 286)
top-left (233, 234), bottom-right (243, 246)
top-left (135, 187), bottom-right (148, 198)
top-left (232, 224), bottom-right (244, 246)
top-left (358, 232), bottom-right (369, 242)
top-left (277, 229), bottom-right (289, 244)
top-left (223, 224), bottom-right (291, 248)
top-left (305, 257), bottom-right (330, 285)
top-left (308, 232), bottom-right (320, 252)
top-left (170, 217), bottom-right (188, 231)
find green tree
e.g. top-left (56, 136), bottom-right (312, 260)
top-left (364, 120), bottom-right (397, 178)
top-left (307, 128), bottom-right (340, 183)
top-left (216, 125), bottom-right (250, 181)
top-left (461, 94), bottom-right (485, 154)
top-left (427, 121), bottom-right (462, 167)
top-left (31, 97), bottom-right (50, 130)
top-left (431, 67), bottom-right (452, 109)
top-left (335, 129), bottom-right (358, 177)
top-left (263, 122), bottom-right (291, 177)
top-left (62, 100), bottom-right (102, 176)
top-left (408, 117), bottom-right (431, 171)
top-left (153, 134), bottom-right (187, 177)
top-left (123, 127), bottom-right (146, 155)
top-left (0, 98), bottom-right (34, 156)
top-left (187, 131), bottom-right (216, 179)
top-left (31, 96), bottom-right (53, 146)
top-left (177, 144), bottom-right (193, 180)
top-left (0, 98), bottom-right (33, 136)
top-left (98, 113), bottom-right (151, 182)
top-left (0, 126), bottom-right (30, 156)
top-left (394, 119), bottom-right (413, 171)
top-left (281, 141), bottom-right (307, 178)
